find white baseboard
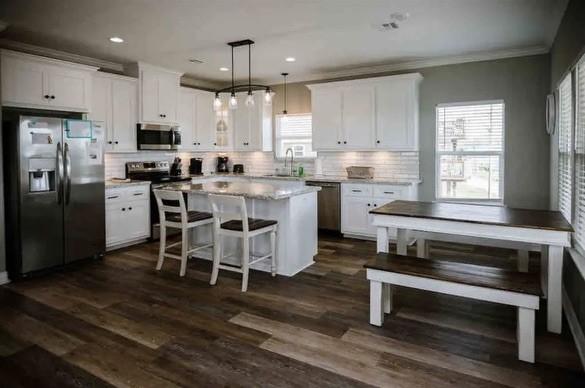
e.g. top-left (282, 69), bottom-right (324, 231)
top-left (0, 271), bottom-right (10, 285)
top-left (563, 287), bottom-right (585, 370)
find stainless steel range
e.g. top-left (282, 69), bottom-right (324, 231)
top-left (125, 161), bottom-right (191, 239)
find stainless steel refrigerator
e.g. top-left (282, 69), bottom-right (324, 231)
top-left (4, 115), bottom-right (105, 277)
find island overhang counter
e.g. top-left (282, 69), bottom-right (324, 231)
top-left (157, 180), bottom-right (320, 276)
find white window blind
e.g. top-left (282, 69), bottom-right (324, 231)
top-left (435, 101), bottom-right (504, 201)
top-left (558, 73), bottom-right (573, 223)
top-left (275, 114), bottom-right (317, 158)
top-left (574, 57), bottom-right (585, 248)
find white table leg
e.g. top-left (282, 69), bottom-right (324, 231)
top-left (417, 238), bottom-right (428, 258)
top-left (383, 283), bottom-right (393, 314)
top-left (517, 307), bottom-right (536, 363)
top-left (540, 244), bottom-right (549, 299)
top-left (396, 228), bottom-right (407, 255)
top-left (369, 280), bottom-right (383, 326)
top-left (517, 249), bottom-right (529, 273)
top-left (377, 227), bottom-right (389, 253)
top-left (547, 245), bottom-right (563, 334)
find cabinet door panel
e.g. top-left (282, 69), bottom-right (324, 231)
top-left (158, 72), bottom-right (179, 123)
top-left (247, 94), bottom-right (263, 150)
top-left (233, 94), bottom-right (250, 150)
top-left (1, 55), bottom-right (47, 107)
top-left (196, 92), bottom-right (218, 150)
top-left (178, 88), bottom-right (196, 150)
top-left (312, 89), bottom-right (342, 149)
top-left (88, 76), bottom-right (113, 150)
top-left (342, 196), bottom-right (371, 235)
top-left (140, 69), bottom-right (160, 123)
top-left (112, 79), bottom-right (137, 151)
top-left (376, 80), bottom-right (413, 149)
top-left (47, 66), bottom-right (90, 111)
top-left (106, 205), bottom-right (124, 246)
top-left (343, 86), bottom-right (374, 148)
top-left (126, 201), bottom-right (150, 239)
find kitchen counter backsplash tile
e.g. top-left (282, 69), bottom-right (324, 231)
top-left (105, 151), bottom-right (419, 181)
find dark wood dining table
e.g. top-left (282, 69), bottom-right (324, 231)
top-left (370, 200), bottom-right (573, 334)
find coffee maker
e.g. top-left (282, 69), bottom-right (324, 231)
top-left (170, 157), bottom-right (182, 176)
top-left (217, 156), bottom-right (229, 173)
top-left (189, 158), bottom-right (203, 175)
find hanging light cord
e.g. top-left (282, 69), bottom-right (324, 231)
top-left (231, 45), bottom-right (235, 94)
top-left (248, 44), bottom-right (252, 94)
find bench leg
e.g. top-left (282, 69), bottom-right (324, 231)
top-left (540, 245), bottom-right (548, 299)
top-left (417, 238), bottom-right (428, 259)
top-left (517, 307), bottom-right (535, 363)
top-left (396, 228), bottom-right (407, 255)
top-left (383, 283), bottom-right (393, 314)
top-left (517, 250), bottom-right (529, 273)
top-left (547, 245), bottom-right (563, 334)
top-left (369, 280), bottom-right (384, 326)
top-left (377, 227), bottom-right (389, 253)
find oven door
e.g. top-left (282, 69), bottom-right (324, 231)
top-left (137, 124), bottom-right (181, 150)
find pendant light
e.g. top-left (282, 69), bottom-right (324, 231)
top-left (281, 72), bottom-right (289, 122)
top-left (214, 39), bottom-right (274, 110)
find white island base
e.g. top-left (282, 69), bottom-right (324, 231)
top-left (187, 191), bottom-right (318, 277)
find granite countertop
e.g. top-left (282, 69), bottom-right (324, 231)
top-left (105, 180), bottom-right (151, 189)
top-left (156, 180), bottom-right (321, 200)
top-left (190, 173), bottom-right (421, 186)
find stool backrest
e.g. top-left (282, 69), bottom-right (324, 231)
top-left (153, 189), bottom-right (187, 224)
top-left (208, 194), bottom-right (248, 232)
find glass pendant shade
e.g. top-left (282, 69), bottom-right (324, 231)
top-left (245, 91), bottom-right (255, 108)
top-left (264, 89), bottom-right (273, 106)
top-left (213, 95), bottom-right (222, 111)
top-left (229, 93), bottom-right (238, 109)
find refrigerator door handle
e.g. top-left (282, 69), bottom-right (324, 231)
top-left (64, 142), bottom-right (72, 205)
top-left (56, 142), bottom-right (64, 204)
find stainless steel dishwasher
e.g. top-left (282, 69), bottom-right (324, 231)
top-left (306, 181), bottom-right (340, 232)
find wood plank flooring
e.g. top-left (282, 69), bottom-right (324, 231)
top-left (0, 235), bottom-right (583, 387)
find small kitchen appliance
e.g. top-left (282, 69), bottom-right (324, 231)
top-left (137, 123), bottom-right (181, 150)
top-left (189, 158), bottom-right (203, 175)
top-left (233, 164), bottom-right (245, 174)
top-left (170, 157), bottom-right (182, 176)
top-left (217, 156), bottom-right (229, 173)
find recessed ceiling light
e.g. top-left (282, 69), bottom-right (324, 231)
top-left (109, 36), bottom-right (124, 43)
top-left (285, 57), bottom-right (296, 63)
top-left (219, 67), bottom-right (229, 72)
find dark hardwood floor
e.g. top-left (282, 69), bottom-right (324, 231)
top-left (0, 235), bottom-right (583, 387)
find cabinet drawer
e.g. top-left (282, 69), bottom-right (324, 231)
top-left (373, 185), bottom-right (406, 199)
top-left (105, 188), bottom-right (125, 203)
top-left (342, 183), bottom-right (373, 197)
top-left (126, 185), bottom-right (150, 201)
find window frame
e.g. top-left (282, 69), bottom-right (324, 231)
top-left (434, 99), bottom-right (506, 204)
top-left (273, 112), bottom-right (316, 161)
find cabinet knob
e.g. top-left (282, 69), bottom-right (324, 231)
top-left (108, 141), bottom-right (112, 144)
top-left (343, 141), bottom-right (347, 144)
top-left (121, 208), bottom-right (126, 211)
top-left (376, 140), bottom-right (380, 144)
top-left (367, 203), bottom-right (371, 207)
top-left (337, 141), bottom-right (341, 144)
top-left (374, 204), bottom-right (377, 207)
top-left (213, 142), bottom-right (217, 146)
top-left (44, 94), bottom-right (50, 99)
top-left (50, 95), bottom-right (55, 99)
top-left (128, 207), bottom-right (132, 210)
top-left (193, 142), bottom-right (197, 145)
top-left (115, 141), bottom-right (119, 144)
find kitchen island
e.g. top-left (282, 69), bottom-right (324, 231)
top-left (158, 179), bottom-right (320, 276)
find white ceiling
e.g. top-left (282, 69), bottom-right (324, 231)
top-left (0, 0), bottom-right (568, 85)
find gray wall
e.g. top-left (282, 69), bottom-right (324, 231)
top-left (549, 0), bottom-right (585, 346)
top-left (273, 54), bottom-right (551, 209)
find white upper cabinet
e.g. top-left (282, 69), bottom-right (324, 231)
top-left (88, 72), bottom-right (137, 152)
top-left (1, 49), bottom-right (96, 112)
top-left (308, 73), bottom-right (422, 151)
top-left (312, 89), bottom-right (343, 149)
top-left (232, 92), bottom-right (272, 151)
top-left (178, 87), bottom-right (222, 151)
top-left (130, 63), bottom-right (182, 125)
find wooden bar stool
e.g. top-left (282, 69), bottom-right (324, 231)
top-left (208, 194), bottom-right (277, 292)
top-left (153, 189), bottom-right (214, 277)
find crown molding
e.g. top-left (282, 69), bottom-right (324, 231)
top-left (0, 38), bottom-right (124, 72)
top-left (263, 45), bottom-right (550, 85)
top-left (180, 77), bottom-right (223, 91)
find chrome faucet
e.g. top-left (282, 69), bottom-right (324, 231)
top-left (284, 148), bottom-right (294, 176)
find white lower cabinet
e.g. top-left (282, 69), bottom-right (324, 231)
top-left (341, 183), bottom-right (418, 239)
top-left (106, 185), bottom-right (150, 249)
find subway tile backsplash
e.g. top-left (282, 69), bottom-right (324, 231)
top-left (105, 151), bottom-right (419, 180)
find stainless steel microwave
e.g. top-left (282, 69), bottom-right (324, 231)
top-left (137, 123), bottom-right (181, 150)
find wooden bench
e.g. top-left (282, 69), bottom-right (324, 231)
top-left (364, 253), bottom-right (542, 363)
